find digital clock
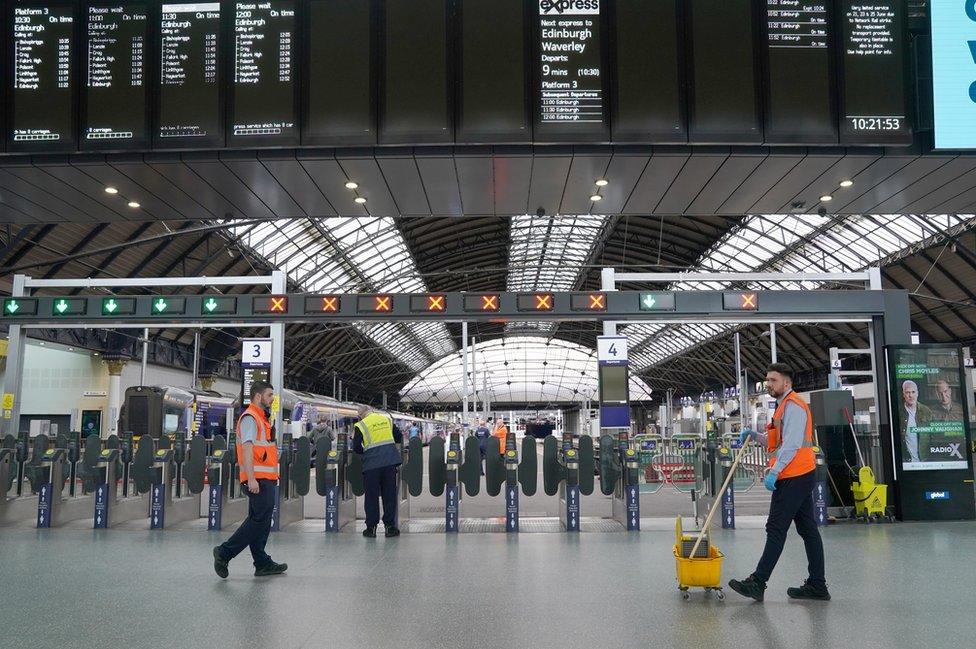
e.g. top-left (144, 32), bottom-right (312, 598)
top-left (849, 116), bottom-right (903, 131)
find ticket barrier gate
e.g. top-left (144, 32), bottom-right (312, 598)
top-left (205, 446), bottom-right (248, 531)
top-left (268, 432), bottom-right (309, 531)
top-left (426, 431), bottom-right (473, 532)
top-left (541, 433), bottom-right (594, 532)
top-left (609, 432), bottom-right (641, 531)
top-left (147, 435), bottom-right (207, 529)
top-left (483, 432), bottom-right (530, 532)
top-left (91, 437), bottom-right (152, 528)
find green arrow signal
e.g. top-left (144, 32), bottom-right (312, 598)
top-left (204, 298), bottom-right (219, 313)
top-left (103, 299), bottom-right (118, 314)
top-left (55, 299), bottom-right (69, 314)
top-left (6, 301), bottom-right (19, 314)
top-left (154, 298), bottom-right (168, 313)
top-left (642, 294), bottom-right (656, 309)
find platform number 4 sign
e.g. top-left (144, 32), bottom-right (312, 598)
top-left (597, 336), bottom-right (628, 365)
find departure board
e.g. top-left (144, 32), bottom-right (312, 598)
top-left (839, 0), bottom-right (911, 144)
top-left (83, 3), bottom-right (149, 149)
top-left (612, 0), bottom-right (684, 142)
top-left (534, 0), bottom-right (609, 141)
top-left (763, 0), bottom-right (836, 143)
top-left (305, 0), bottom-right (374, 145)
top-left (9, 2), bottom-right (77, 151)
top-left (229, 0), bottom-right (298, 146)
top-left (158, 2), bottom-right (223, 147)
top-left (687, 0), bottom-right (762, 143)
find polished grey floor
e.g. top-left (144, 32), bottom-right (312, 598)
top-left (1, 520), bottom-right (972, 649)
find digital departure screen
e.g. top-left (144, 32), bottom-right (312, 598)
top-left (839, 0), bottom-right (911, 145)
top-left (535, 0), bottom-right (608, 141)
top-left (158, 2), bottom-right (223, 147)
top-left (9, 2), bottom-right (77, 151)
top-left (83, 3), bottom-right (148, 149)
top-left (611, 0), bottom-right (684, 142)
top-left (763, 0), bottom-right (836, 143)
top-left (930, 0), bottom-right (975, 149)
top-left (687, 0), bottom-right (761, 143)
top-left (305, 0), bottom-right (374, 144)
top-left (230, 0), bottom-right (298, 145)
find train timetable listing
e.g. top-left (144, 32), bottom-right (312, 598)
top-left (158, 2), bottom-right (222, 145)
top-left (536, 0), bottom-right (606, 139)
top-left (230, 0), bottom-right (297, 144)
top-left (840, 0), bottom-right (911, 144)
top-left (85, 4), bottom-right (148, 147)
top-left (767, 1), bottom-right (827, 49)
top-left (10, 3), bottom-right (76, 150)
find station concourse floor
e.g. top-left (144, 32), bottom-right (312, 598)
top-left (1, 520), bottom-right (974, 649)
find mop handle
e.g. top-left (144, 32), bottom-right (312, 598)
top-left (843, 407), bottom-right (866, 468)
top-left (689, 441), bottom-right (751, 559)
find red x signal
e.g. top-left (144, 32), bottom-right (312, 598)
top-left (481, 295), bottom-right (499, 311)
top-left (535, 294), bottom-right (553, 310)
top-left (321, 296), bottom-right (339, 312)
top-left (270, 296), bottom-right (287, 313)
top-left (375, 296), bottom-right (392, 312)
top-left (588, 294), bottom-right (605, 310)
top-left (427, 295), bottom-right (445, 311)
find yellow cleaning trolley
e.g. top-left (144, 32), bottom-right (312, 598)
top-left (673, 442), bottom-right (750, 601)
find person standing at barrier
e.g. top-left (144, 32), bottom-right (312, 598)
top-left (492, 418), bottom-right (508, 454)
top-left (213, 380), bottom-right (288, 579)
top-left (729, 363), bottom-right (829, 602)
top-left (474, 419), bottom-right (491, 474)
top-left (354, 405), bottom-right (403, 538)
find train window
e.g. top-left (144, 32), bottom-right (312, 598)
top-left (128, 395), bottom-right (149, 437)
top-left (164, 414), bottom-right (179, 435)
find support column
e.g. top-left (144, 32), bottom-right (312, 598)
top-left (270, 270), bottom-right (286, 435)
top-left (601, 267), bottom-right (617, 336)
top-left (105, 356), bottom-right (129, 438)
top-left (769, 323), bottom-right (777, 364)
top-left (462, 321), bottom-right (469, 430)
top-left (2, 274), bottom-right (27, 437)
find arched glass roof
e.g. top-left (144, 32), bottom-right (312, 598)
top-left (399, 335), bottom-right (654, 405)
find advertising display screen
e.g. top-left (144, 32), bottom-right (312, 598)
top-left (931, 0), bottom-right (976, 149)
top-left (838, 0), bottom-right (911, 144)
top-left (763, 0), bottom-right (836, 143)
top-left (158, 2), bottom-right (223, 147)
top-left (9, 2), bottom-right (77, 151)
top-left (83, 3), bottom-right (148, 149)
top-left (229, 0), bottom-right (298, 146)
top-left (889, 346), bottom-right (971, 472)
top-left (534, 0), bottom-right (609, 141)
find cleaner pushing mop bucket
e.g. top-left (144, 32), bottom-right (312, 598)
top-left (728, 363), bottom-right (831, 602)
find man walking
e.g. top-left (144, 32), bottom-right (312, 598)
top-left (729, 363), bottom-right (828, 602)
top-left (213, 380), bottom-right (288, 578)
top-left (354, 405), bottom-right (403, 538)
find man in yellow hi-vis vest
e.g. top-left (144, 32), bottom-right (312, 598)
top-left (729, 363), bottom-right (829, 602)
top-left (353, 405), bottom-right (403, 538)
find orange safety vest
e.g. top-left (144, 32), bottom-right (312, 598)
top-left (766, 390), bottom-right (815, 479)
top-left (493, 425), bottom-right (508, 454)
top-left (236, 403), bottom-right (279, 482)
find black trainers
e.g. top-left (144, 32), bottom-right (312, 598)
top-left (363, 527), bottom-right (377, 538)
top-left (213, 547), bottom-right (229, 579)
top-left (728, 576), bottom-right (766, 602)
top-left (787, 580), bottom-right (831, 601)
top-left (385, 526), bottom-right (401, 538)
top-left (254, 561), bottom-right (288, 577)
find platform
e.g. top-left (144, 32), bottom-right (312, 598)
top-left (1, 521), bottom-right (972, 649)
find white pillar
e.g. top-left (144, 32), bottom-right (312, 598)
top-left (601, 267), bottom-right (617, 336)
top-left (106, 357), bottom-right (128, 438)
top-left (462, 321), bottom-right (469, 431)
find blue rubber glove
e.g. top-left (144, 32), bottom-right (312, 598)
top-left (738, 428), bottom-right (756, 445)
top-left (764, 469), bottom-right (780, 492)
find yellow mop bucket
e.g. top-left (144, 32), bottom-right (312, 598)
top-left (851, 466), bottom-right (888, 518)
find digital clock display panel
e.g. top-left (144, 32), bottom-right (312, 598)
top-left (157, 2), bottom-right (223, 147)
top-left (9, 2), bottom-right (77, 151)
top-left (83, 3), bottom-right (149, 149)
top-left (839, 0), bottom-right (911, 144)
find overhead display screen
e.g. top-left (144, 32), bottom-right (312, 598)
top-left (9, 2), bottom-right (77, 151)
top-left (158, 2), bottom-right (223, 147)
top-left (763, 0), bottom-right (836, 143)
top-left (611, 0), bottom-right (684, 142)
top-left (687, 0), bottom-right (762, 143)
top-left (458, 0), bottom-right (529, 143)
top-left (381, 0), bottom-right (452, 144)
top-left (534, 0), bottom-right (609, 141)
top-left (83, 3), bottom-right (149, 149)
top-left (305, 0), bottom-right (374, 144)
top-left (229, 0), bottom-right (298, 146)
top-left (839, 0), bottom-right (911, 144)
top-left (930, 0), bottom-right (976, 149)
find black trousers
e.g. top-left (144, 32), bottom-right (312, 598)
top-left (753, 471), bottom-right (826, 586)
top-left (218, 478), bottom-right (276, 567)
top-left (363, 466), bottom-right (399, 529)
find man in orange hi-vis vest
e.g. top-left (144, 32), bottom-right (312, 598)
top-left (729, 363), bottom-right (829, 603)
top-left (213, 380), bottom-right (287, 579)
